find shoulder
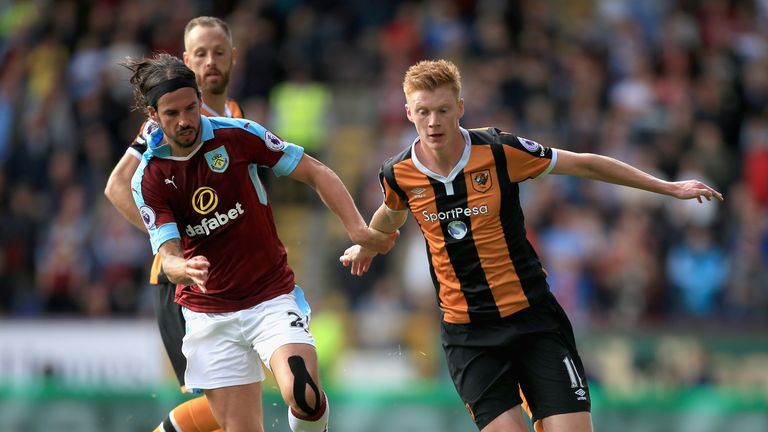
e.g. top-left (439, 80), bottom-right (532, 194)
top-left (226, 98), bottom-right (245, 118)
top-left (206, 117), bottom-right (271, 140)
top-left (468, 127), bottom-right (547, 153)
top-left (382, 145), bottom-right (413, 171)
top-left (466, 127), bottom-right (501, 145)
top-left (465, 127), bottom-right (525, 147)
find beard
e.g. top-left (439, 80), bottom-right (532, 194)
top-left (199, 69), bottom-right (230, 96)
top-left (169, 125), bottom-right (200, 149)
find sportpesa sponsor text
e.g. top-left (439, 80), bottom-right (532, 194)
top-left (422, 205), bottom-right (488, 222)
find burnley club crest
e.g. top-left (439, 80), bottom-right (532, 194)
top-left (205, 146), bottom-right (229, 173)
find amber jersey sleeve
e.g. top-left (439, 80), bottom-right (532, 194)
top-left (379, 127), bottom-right (557, 324)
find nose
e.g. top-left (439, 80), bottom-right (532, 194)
top-left (179, 110), bottom-right (195, 127)
top-left (428, 112), bottom-right (440, 128)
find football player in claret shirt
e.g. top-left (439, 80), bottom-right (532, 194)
top-left (105, 17), bottom-right (247, 432)
top-left (124, 52), bottom-right (396, 432)
top-left (340, 59), bottom-right (723, 432)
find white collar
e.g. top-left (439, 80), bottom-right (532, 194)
top-left (410, 127), bottom-right (471, 184)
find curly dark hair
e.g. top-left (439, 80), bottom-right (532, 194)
top-left (121, 52), bottom-right (198, 114)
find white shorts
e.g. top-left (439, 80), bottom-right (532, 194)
top-left (181, 288), bottom-right (314, 392)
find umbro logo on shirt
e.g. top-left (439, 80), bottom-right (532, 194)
top-left (411, 187), bottom-right (427, 198)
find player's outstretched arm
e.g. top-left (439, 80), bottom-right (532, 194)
top-left (158, 239), bottom-right (210, 291)
top-left (105, 153), bottom-right (146, 232)
top-left (339, 203), bottom-right (408, 276)
top-left (551, 150), bottom-right (724, 203)
top-left (288, 155), bottom-right (399, 254)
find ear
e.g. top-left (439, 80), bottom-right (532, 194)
top-left (147, 106), bottom-right (159, 123)
top-left (405, 103), bottom-right (414, 123)
top-left (183, 51), bottom-right (189, 66)
top-left (458, 98), bottom-right (465, 119)
top-left (231, 47), bottom-right (237, 66)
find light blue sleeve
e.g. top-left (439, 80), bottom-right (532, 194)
top-left (131, 153), bottom-right (181, 255)
top-left (272, 143), bottom-right (304, 177)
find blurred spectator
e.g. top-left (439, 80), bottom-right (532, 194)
top-left (0, 1), bottom-right (763, 392)
top-left (666, 225), bottom-right (728, 317)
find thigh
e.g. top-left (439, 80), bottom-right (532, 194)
top-left (270, 342), bottom-right (323, 412)
top-left (517, 330), bottom-right (591, 422)
top-left (481, 406), bottom-right (530, 432)
top-left (442, 327), bottom-right (522, 430)
top-left (205, 382), bottom-right (263, 432)
top-left (270, 343), bottom-right (320, 385)
top-left (245, 290), bottom-right (316, 370)
top-left (152, 282), bottom-right (187, 387)
top-left (538, 411), bottom-right (593, 432)
top-left (181, 308), bottom-right (264, 392)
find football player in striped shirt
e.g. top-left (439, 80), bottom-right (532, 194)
top-left (340, 59), bottom-right (722, 432)
top-left (105, 17), bottom-right (242, 432)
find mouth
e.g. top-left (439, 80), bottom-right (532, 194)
top-left (179, 128), bottom-right (195, 137)
top-left (204, 70), bottom-right (222, 79)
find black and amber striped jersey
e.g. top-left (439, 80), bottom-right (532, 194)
top-left (379, 127), bottom-right (558, 324)
top-left (124, 98), bottom-right (244, 285)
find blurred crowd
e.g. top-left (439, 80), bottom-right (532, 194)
top-left (0, 0), bottom-right (767, 377)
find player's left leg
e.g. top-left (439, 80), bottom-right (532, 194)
top-left (517, 294), bottom-right (592, 432)
top-left (247, 287), bottom-right (327, 432)
top-left (271, 343), bottom-right (328, 432)
top-left (538, 412), bottom-right (592, 432)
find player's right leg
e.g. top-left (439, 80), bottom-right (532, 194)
top-left (153, 279), bottom-right (221, 432)
top-left (205, 383), bottom-right (264, 432)
top-left (441, 322), bottom-right (530, 432)
top-left (181, 306), bottom-right (267, 431)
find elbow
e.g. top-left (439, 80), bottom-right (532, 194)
top-left (104, 177), bottom-right (117, 202)
top-left (104, 175), bottom-right (123, 204)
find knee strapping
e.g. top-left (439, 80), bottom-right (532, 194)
top-left (288, 355), bottom-right (321, 416)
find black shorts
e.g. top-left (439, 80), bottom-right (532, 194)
top-left (152, 280), bottom-right (187, 388)
top-left (441, 292), bottom-right (590, 430)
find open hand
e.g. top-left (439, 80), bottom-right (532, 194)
top-left (669, 180), bottom-right (724, 203)
top-left (339, 245), bottom-right (377, 276)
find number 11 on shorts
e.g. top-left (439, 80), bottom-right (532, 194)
top-left (563, 356), bottom-right (584, 388)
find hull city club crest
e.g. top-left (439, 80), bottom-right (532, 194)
top-left (205, 146), bottom-right (229, 173)
top-left (471, 169), bottom-right (492, 193)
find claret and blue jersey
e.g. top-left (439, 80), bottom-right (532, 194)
top-left (131, 116), bottom-right (304, 313)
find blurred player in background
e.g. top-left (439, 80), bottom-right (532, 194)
top-left (104, 16), bottom-right (241, 432)
top-left (340, 59), bottom-right (723, 432)
top-left (126, 52), bottom-right (396, 432)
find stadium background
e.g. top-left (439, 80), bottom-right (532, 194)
top-left (1, 0), bottom-right (767, 431)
